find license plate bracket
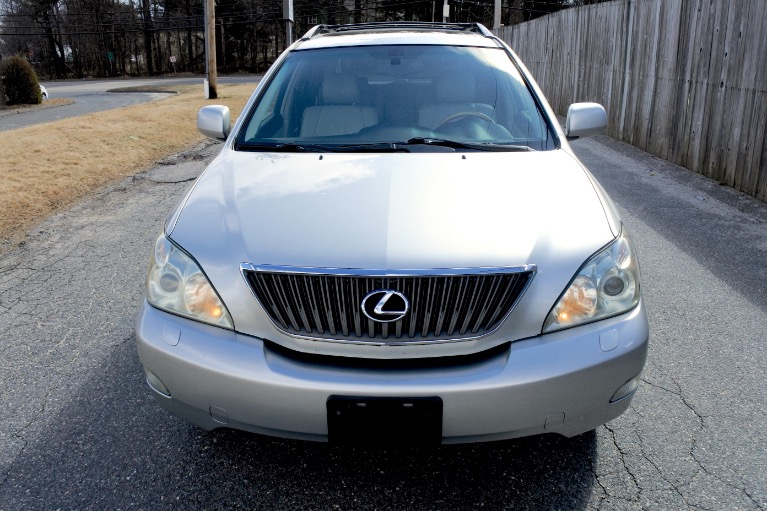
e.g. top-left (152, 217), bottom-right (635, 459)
top-left (327, 396), bottom-right (443, 446)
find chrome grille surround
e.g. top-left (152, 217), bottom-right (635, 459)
top-left (241, 264), bottom-right (536, 344)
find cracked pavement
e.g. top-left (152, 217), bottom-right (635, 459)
top-left (0, 136), bottom-right (766, 510)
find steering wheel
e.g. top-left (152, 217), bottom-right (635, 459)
top-left (436, 111), bottom-right (495, 130)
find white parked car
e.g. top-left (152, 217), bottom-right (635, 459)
top-left (39, 84), bottom-right (47, 100)
top-left (136, 22), bottom-right (648, 445)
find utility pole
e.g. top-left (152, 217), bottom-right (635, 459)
top-left (493, 0), bottom-right (501, 29)
top-left (442, 0), bottom-right (449, 22)
top-left (141, 0), bottom-right (154, 76)
top-left (204, 0), bottom-right (217, 99)
top-left (283, 0), bottom-right (294, 47)
top-left (219, 19), bottom-right (225, 72)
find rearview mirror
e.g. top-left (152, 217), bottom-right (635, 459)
top-left (198, 105), bottom-right (231, 140)
top-left (565, 103), bottom-right (607, 140)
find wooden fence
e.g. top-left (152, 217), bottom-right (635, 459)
top-left (495, 0), bottom-right (767, 202)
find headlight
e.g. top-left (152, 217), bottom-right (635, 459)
top-left (146, 235), bottom-right (234, 329)
top-left (543, 227), bottom-right (640, 333)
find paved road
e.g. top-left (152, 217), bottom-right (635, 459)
top-left (0, 134), bottom-right (765, 510)
top-left (0, 76), bottom-right (259, 132)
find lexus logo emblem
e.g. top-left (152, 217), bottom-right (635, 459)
top-left (361, 290), bottom-right (410, 323)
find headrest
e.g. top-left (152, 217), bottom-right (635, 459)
top-left (438, 74), bottom-right (476, 102)
top-left (322, 74), bottom-right (359, 104)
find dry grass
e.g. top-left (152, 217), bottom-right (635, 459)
top-left (0, 84), bottom-right (254, 244)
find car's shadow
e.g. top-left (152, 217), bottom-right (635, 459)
top-left (190, 427), bottom-right (598, 509)
top-left (0, 340), bottom-right (599, 510)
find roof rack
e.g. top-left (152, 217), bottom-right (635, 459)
top-left (301, 22), bottom-right (494, 41)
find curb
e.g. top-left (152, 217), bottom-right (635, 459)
top-left (0, 98), bottom-right (76, 118)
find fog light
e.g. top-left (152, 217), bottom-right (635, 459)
top-left (610, 374), bottom-right (641, 402)
top-left (145, 369), bottom-right (171, 397)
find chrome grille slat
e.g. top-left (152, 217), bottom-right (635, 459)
top-left (338, 277), bottom-right (349, 337)
top-left (253, 275), bottom-right (276, 326)
top-left (433, 277), bottom-right (451, 336)
top-left (446, 276), bottom-right (465, 336)
top-left (305, 275), bottom-right (324, 334)
top-left (352, 278), bottom-right (363, 337)
top-left (243, 266), bottom-right (535, 343)
top-left (486, 277), bottom-right (515, 329)
top-left (321, 277), bottom-right (336, 335)
top-left (472, 275), bottom-right (501, 333)
top-left (291, 276), bottom-right (311, 334)
top-left (461, 276), bottom-right (482, 334)
top-left (419, 278), bottom-right (434, 337)
top-left (275, 274), bottom-right (300, 331)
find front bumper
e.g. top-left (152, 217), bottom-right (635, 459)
top-left (136, 300), bottom-right (649, 443)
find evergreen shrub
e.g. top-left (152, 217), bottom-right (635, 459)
top-left (0, 56), bottom-right (42, 105)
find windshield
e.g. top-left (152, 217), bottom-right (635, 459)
top-left (236, 44), bottom-right (556, 152)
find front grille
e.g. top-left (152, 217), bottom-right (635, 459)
top-left (242, 265), bottom-right (535, 343)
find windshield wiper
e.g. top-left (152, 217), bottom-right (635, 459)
top-left (315, 143), bottom-right (404, 152)
top-left (236, 139), bottom-right (533, 153)
top-left (235, 142), bottom-right (404, 153)
top-left (402, 137), bottom-right (534, 152)
top-left (235, 142), bottom-right (326, 152)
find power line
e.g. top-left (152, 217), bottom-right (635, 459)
top-left (0, 0), bottom-right (570, 52)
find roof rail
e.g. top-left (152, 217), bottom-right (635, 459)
top-left (301, 22), bottom-right (494, 41)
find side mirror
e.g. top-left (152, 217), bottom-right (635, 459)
top-left (565, 103), bottom-right (607, 140)
top-left (197, 105), bottom-right (231, 140)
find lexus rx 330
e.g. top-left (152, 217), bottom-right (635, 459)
top-left (135, 22), bottom-right (649, 445)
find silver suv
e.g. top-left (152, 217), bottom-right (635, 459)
top-left (136, 22), bottom-right (648, 445)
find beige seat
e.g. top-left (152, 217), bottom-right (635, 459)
top-left (419, 74), bottom-right (494, 129)
top-left (300, 75), bottom-right (377, 137)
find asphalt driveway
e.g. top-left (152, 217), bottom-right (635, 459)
top-left (0, 135), bottom-right (765, 510)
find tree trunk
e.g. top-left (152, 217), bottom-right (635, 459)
top-left (39, 11), bottom-right (65, 78)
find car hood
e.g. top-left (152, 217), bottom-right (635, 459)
top-left (169, 149), bottom-right (616, 348)
top-left (172, 149), bottom-right (612, 270)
